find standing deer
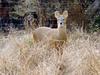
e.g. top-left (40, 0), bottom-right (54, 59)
top-left (33, 10), bottom-right (68, 43)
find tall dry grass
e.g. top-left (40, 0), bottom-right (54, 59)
top-left (0, 30), bottom-right (100, 75)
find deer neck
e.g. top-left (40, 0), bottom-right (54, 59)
top-left (58, 24), bottom-right (67, 40)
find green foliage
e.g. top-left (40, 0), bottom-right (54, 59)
top-left (89, 16), bottom-right (100, 32)
top-left (95, 16), bottom-right (100, 25)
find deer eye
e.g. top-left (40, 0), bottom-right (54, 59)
top-left (62, 19), bottom-right (64, 20)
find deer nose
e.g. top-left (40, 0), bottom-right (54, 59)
top-left (60, 23), bottom-right (62, 25)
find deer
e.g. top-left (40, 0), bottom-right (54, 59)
top-left (33, 10), bottom-right (68, 55)
top-left (33, 10), bottom-right (68, 42)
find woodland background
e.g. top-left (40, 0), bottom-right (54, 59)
top-left (0, 0), bottom-right (100, 33)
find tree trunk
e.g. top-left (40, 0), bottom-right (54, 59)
top-left (86, 0), bottom-right (100, 18)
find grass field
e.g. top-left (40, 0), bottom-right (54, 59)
top-left (0, 30), bottom-right (100, 75)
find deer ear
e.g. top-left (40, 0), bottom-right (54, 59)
top-left (63, 10), bottom-right (68, 18)
top-left (55, 11), bottom-right (60, 18)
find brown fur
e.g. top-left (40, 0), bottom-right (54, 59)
top-left (33, 10), bottom-right (68, 43)
top-left (33, 11), bottom-right (68, 55)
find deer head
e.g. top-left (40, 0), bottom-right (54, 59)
top-left (55, 11), bottom-right (68, 28)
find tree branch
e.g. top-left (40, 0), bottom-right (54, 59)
top-left (86, 0), bottom-right (100, 18)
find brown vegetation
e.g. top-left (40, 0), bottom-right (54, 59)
top-left (0, 30), bottom-right (100, 75)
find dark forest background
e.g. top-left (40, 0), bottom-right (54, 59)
top-left (0, 0), bottom-right (100, 33)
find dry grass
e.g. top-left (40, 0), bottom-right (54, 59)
top-left (0, 30), bottom-right (100, 75)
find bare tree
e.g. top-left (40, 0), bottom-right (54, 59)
top-left (86, 0), bottom-right (100, 18)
